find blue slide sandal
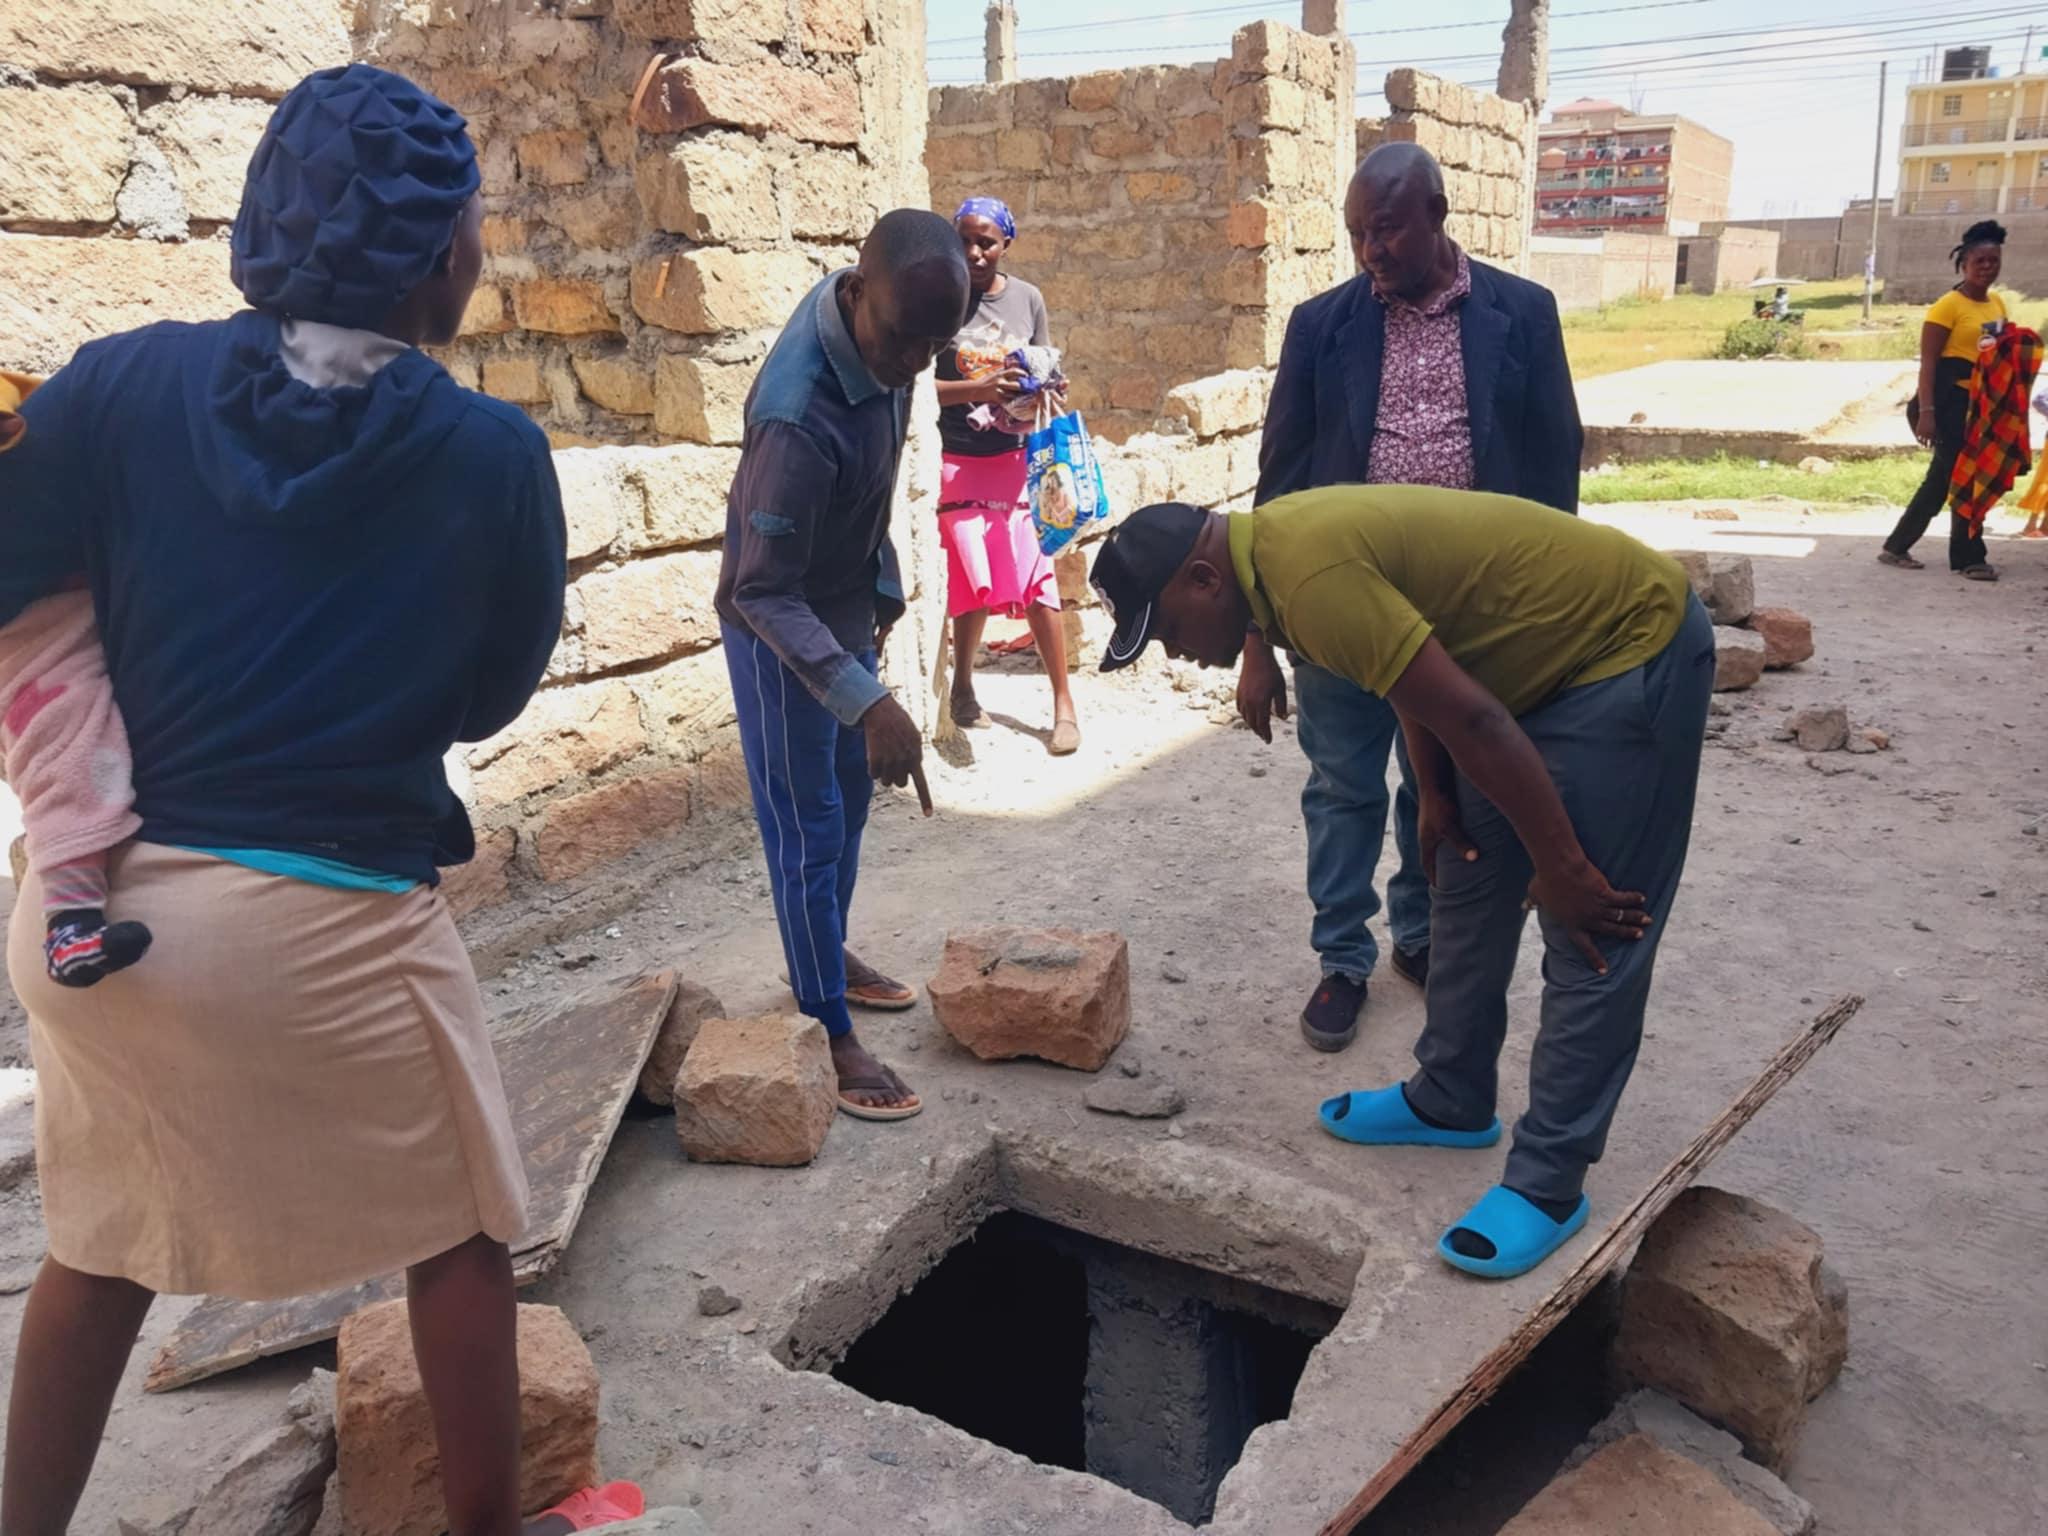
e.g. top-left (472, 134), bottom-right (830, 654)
top-left (1318, 1085), bottom-right (1502, 1149)
top-left (1438, 1185), bottom-right (1591, 1279)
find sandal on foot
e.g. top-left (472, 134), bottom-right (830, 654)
top-left (838, 1064), bottom-right (923, 1122)
top-left (1049, 717), bottom-right (1081, 756)
top-left (1876, 550), bottom-right (1923, 569)
top-left (1438, 1186), bottom-right (1590, 1279)
top-left (844, 950), bottom-right (917, 1011)
top-left (1318, 1085), bottom-right (1502, 1149)
top-left (951, 694), bottom-right (986, 727)
top-left (1960, 563), bottom-right (1999, 581)
top-left (537, 1481), bottom-right (646, 1530)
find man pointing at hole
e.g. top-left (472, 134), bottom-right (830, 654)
top-left (714, 209), bottom-right (967, 1123)
top-left (1091, 487), bottom-right (1713, 1279)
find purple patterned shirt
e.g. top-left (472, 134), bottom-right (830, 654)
top-left (1366, 249), bottom-right (1475, 491)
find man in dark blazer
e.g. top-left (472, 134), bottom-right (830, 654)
top-left (1238, 142), bottom-right (1583, 1053)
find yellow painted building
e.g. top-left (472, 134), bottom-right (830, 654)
top-left (1897, 65), bottom-right (2048, 217)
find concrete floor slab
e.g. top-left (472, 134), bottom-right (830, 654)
top-left (1579, 361), bottom-right (1919, 464)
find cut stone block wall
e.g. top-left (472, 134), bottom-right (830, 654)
top-left (924, 21), bottom-right (1347, 444)
top-left (1529, 232), bottom-right (1678, 312)
top-left (1678, 226), bottom-right (1780, 295)
top-left (1356, 69), bottom-right (1535, 272)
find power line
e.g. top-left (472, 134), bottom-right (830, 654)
top-left (930, 1), bottom-right (1282, 49)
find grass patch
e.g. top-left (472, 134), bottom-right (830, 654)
top-left (1578, 453), bottom-right (1927, 506)
top-left (1563, 278), bottom-right (2048, 381)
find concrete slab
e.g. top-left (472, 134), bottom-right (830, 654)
top-left (1579, 361), bottom-right (1918, 465)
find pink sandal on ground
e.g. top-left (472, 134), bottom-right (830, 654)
top-left (538, 1481), bottom-right (646, 1530)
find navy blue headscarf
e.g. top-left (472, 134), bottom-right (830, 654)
top-left (231, 65), bottom-right (481, 330)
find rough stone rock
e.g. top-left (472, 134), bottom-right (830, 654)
top-left (635, 132), bottom-right (773, 244)
top-left (1712, 627), bottom-right (1767, 692)
top-left (1747, 606), bottom-right (1814, 670)
top-left (512, 278), bottom-right (618, 336)
top-left (533, 769), bottom-right (694, 884)
top-left (615, 0), bottom-right (786, 45)
top-left (1576, 1390), bottom-right (1816, 1535)
top-left (675, 1014), bottom-right (836, 1166)
top-left (654, 354), bottom-right (754, 444)
top-left (928, 927), bottom-right (1131, 1071)
top-left (1162, 369), bottom-right (1268, 437)
top-left (639, 980), bottom-right (727, 1107)
top-left (141, 96), bottom-right (273, 225)
top-left (1614, 1186), bottom-right (1849, 1469)
top-left (1501, 1433), bottom-right (1779, 1535)
top-left (696, 1285), bottom-right (742, 1317)
top-left (571, 354), bottom-right (656, 417)
top-left (1703, 555), bottom-right (1756, 625)
top-left (631, 247), bottom-right (818, 335)
top-left (178, 1368), bottom-right (337, 1536)
top-left (629, 57), bottom-right (859, 146)
top-left (1083, 1077), bottom-right (1187, 1119)
top-left (0, 232), bottom-right (241, 377)
top-left (1845, 726), bottom-right (1890, 755)
top-left (1, 0), bottom-right (350, 99)
top-left (0, 81), bottom-right (134, 226)
top-left (1785, 705), bottom-right (1849, 753)
top-left (336, 1301), bottom-right (598, 1536)
top-left (464, 678), bottom-right (647, 803)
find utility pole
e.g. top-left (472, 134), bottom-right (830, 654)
top-left (1864, 60), bottom-right (1886, 324)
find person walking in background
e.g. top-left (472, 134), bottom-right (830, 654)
top-left (2015, 380), bottom-right (2048, 538)
top-left (1882, 220), bottom-right (2008, 580)
top-left (0, 65), bottom-right (640, 1535)
top-left (933, 197), bottom-right (1081, 756)
top-left (1241, 142), bottom-right (1584, 1052)
top-left (715, 209), bottom-right (972, 1123)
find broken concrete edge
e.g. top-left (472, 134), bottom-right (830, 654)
top-left (1573, 1389), bottom-right (1816, 1536)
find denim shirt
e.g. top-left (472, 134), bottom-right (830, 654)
top-left (712, 271), bottom-right (908, 726)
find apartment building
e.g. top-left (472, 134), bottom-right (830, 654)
top-left (1897, 46), bottom-right (2048, 217)
top-left (1535, 98), bottom-right (1733, 235)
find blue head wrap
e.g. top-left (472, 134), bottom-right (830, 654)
top-left (231, 65), bottom-right (481, 329)
top-left (954, 197), bottom-right (1017, 241)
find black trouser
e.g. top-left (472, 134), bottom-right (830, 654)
top-left (1886, 358), bottom-right (1986, 570)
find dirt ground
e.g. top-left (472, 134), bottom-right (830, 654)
top-left (0, 501), bottom-right (2044, 1534)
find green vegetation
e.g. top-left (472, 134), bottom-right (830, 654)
top-left (1577, 453), bottom-right (1926, 507)
top-left (1714, 317), bottom-right (1810, 361)
top-left (1562, 278), bottom-right (2048, 382)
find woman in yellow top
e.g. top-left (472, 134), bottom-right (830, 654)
top-left (1880, 219), bottom-right (2007, 579)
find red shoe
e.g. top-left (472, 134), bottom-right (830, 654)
top-left (537, 1482), bottom-right (646, 1530)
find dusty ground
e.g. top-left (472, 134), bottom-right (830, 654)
top-left (0, 502), bottom-right (2044, 1534)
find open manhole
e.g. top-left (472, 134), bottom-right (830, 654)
top-left (830, 1209), bottom-right (1341, 1526)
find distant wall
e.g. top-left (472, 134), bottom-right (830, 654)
top-left (1679, 226), bottom-right (1779, 294)
top-left (1356, 69), bottom-right (1535, 271)
top-left (925, 21), bottom-right (1348, 443)
top-left (1528, 232), bottom-right (1676, 311)
top-left (1882, 210), bottom-right (2048, 302)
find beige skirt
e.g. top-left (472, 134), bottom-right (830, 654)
top-left (7, 842), bottom-right (529, 1300)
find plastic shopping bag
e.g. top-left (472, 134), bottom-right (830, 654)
top-left (1025, 406), bottom-right (1111, 557)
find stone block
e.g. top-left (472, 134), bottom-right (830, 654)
top-left (928, 927), bottom-right (1131, 1071)
top-left (632, 647), bottom-right (740, 759)
top-left (550, 448), bottom-right (634, 559)
top-left (481, 355), bottom-right (547, 404)
top-left (799, 0), bottom-right (865, 53)
top-left (675, 1014), bottom-right (837, 1166)
top-left (1576, 1390), bottom-right (1817, 1536)
top-left (1144, 323), bottom-right (1220, 371)
top-left (996, 128), bottom-right (1051, 170)
top-left (632, 248), bottom-right (816, 335)
top-left (1172, 440), bottom-right (1234, 506)
top-left (482, 215), bottom-right (531, 255)
top-left (1785, 704), bottom-right (1848, 753)
top-left (1290, 200), bottom-right (1336, 250)
top-left (630, 58), bottom-right (858, 146)
top-left (1204, 256), bottom-right (1267, 309)
top-left (1384, 68), bottom-right (1442, 116)
top-left (1126, 170), bottom-right (1199, 206)
top-left (1090, 122), bottom-right (1154, 161)
top-left (0, 0), bottom-right (349, 98)
top-left (779, 149), bottom-right (864, 240)
top-left (180, 1368), bottom-right (336, 1536)
top-left (575, 549), bottom-right (723, 670)
top-left (1164, 369), bottom-right (1268, 437)
top-left (461, 286), bottom-right (514, 338)
top-left (1230, 131), bottom-right (1306, 192)
top-left (513, 279), bottom-right (619, 336)
top-left (1712, 627), bottom-right (1765, 693)
top-left (336, 1301), bottom-right (597, 1536)
top-left (1108, 370), bottom-right (1165, 410)
top-left (534, 767), bottom-right (694, 882)
top-left (635, 131), bottom-right (773, 243)
top-left (1228, 77), bottom-right (1308, 132)
top-left (1068, 71), bottom-right (1124, 114)
top-left (615, 0), bottom-right (786, 43)
top-left (1614, 1186), bottom-right (1849, 1469)
top-left (654, 353), bottom-right (755, 444)
top-left (1679, 552), bottom-right (1754, 623)
top-left (440, 827), bottom-right (518, 919)
top-left (0, 82), bottom-right (133, 226)
top-left (1227, 306), bottom-right (1290, 370)
top-left (1231, 20), bottom-right (1296, 80)
top-left (573, 354), bottom-right (657, 416)
top-left (550, 186), bottom-right (638, 250)
top-left (633, 441), bottom-right (743, 548)
top-left (1500, 1434), bottom-right (1779, 1536)
top-left (1294, 32), bottom-right (1340, 92)
top-left (1227, 199), bottom-right (1280, 248)
top-left (1167, 112), bottom-right (1225, 159)
top-left (1030, 175), bottom-right (1113, 216)
top-left (924, 131), bottom-right (993, 177)
top-left (140, 95), bottom-right (271, 226)
top-left (518, 129), bottom-right (592, 187)
top-left (1747, 607), bottom-right (1813, 670)
top-left (639, 980), bottom-right (727, 1107)
top-left (465, 679), bottom-right (648, 803)
top-left (930, 84), bottom-right (1002, 129)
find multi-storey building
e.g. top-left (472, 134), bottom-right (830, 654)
top-left (1898, 45), bottom-right (2048, 217)
top-left (1535, 97), bottom-right (1733, 235)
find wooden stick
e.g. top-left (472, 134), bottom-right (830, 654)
top-left (1316, 993), bottom-right (1864, 1536)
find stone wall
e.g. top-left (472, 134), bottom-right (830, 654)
top-left (1677, 226), bottom-right (1779, 295)
top-left (1528, 232), bottom-right (1677, 312)
top-left (1879, 211), bottom-right (2032, 304)
top-left (1356, 69), bottom-right (1536, 271)
top-left (924, 21), bottom-right (1347, 444)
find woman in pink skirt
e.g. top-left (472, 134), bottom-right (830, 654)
top-left (934, 197), bottom-right (1080, 755)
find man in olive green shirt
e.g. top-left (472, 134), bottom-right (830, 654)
top-left (1091, 487), bottom-right (1714, 1279)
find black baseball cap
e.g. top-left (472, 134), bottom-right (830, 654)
top-left (1090, 501), bottom-right (1208, 672)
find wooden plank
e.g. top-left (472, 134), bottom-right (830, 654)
top-left (143, 969), bottom-right (677, 1393)
top-left (1316, 993), bottom-right (1864, 1536)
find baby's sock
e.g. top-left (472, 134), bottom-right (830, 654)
top-left (42, 856), bottom-right (152, 988)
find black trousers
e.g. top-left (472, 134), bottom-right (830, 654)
top-left (1886, 358), bottom-right (1987, 570)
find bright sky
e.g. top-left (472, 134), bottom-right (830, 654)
top-left (926, 2), bottom-right (2048, 217)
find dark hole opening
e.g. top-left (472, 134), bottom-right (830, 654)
top-left (831, 1210), bottom-right (1339, 1525)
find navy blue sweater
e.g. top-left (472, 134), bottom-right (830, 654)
top-left (0, 311), bottom-right (566, 884)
